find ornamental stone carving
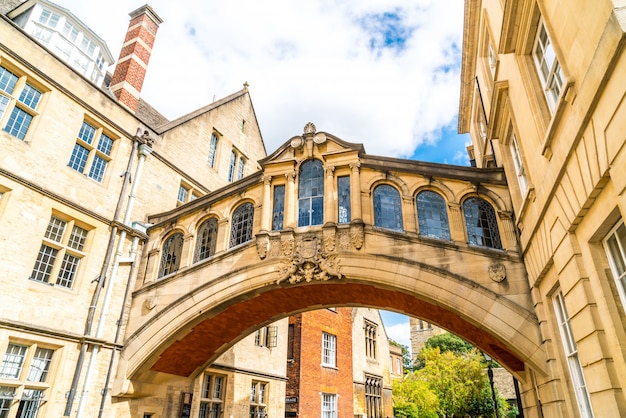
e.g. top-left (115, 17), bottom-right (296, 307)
top-left (276, 234), bottom-right (343, 284)
top-left (256, 234), bottom-right (269, 259)
top-left (488, 263), bottom-right (507, 282)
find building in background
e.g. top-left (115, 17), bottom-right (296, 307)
top-left (0, 1), bottom-right (276, 417)
top-left (388, 342), bottom-right (403, 380)
top-left (409, 318), bottom-right (445, 363)
top-left (460, 0), bottom-right (626, 416)
top-left (286, 307), bottom-right (394, 418)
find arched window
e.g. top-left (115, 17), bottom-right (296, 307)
top-left (373, 184), bottom-right (403, 231)
top-left (417, 191), bottom-right (451, 240)
top-left (298, 160), bottom-right (324, 227)
top-left (230, 202), bottom-right (254, 247)
top-left (194, 218), bottom-right (218, 262)
top-left (158, 233), bottom-right (183, 278)
top-left (463, 197), bottom-right (502, 249)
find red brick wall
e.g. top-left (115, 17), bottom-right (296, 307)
top-left (290, 308), bottom-right (354, 418)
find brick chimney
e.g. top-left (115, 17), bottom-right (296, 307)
top-left (110, 5), bottom-right (163, 112)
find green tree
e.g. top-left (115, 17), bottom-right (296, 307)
top-left (418, 347), bottom-right (486, 417)
top-left (424, 332), bottom-right (474, 354)
top-left (389, 339), bottom-right (413, 372)
top-left (392, 372), bottom-right (439, 418)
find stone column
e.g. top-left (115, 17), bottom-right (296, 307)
top-left (261, 176), bottom-right (272, 231)
top-left (350, 162), bottom-right (362, 221)
top-left (216, 218), bottom-right (230, 251)
top-left (325, 165), bottom-right (336, 224)
top-left (402, 195), bottom-right (416, 233)
top-left (498, 210), bottom-right (516, 251)
top-left (285, 171), bottom-right (297, 228)
top-left (448, 202), bottom-right (466, 243)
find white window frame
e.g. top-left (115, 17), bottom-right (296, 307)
top-left (604, 220), bottom-right (626, 311)
top-left (321, 393), bottom-right (337, 418)
top-left (553, 291), bottom-right (594, 418)
top-left (0, 65), bottom-right (43, 142)
top-left (533, 19), bottom-right (564, 113)
top-left (321, 332), bottom-right (337, 368)
top-left (68, 120), bottom-right (115, 183)
top-left (510, 132), bottom-right (528, 196)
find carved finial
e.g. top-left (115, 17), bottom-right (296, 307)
top-left (303, 122), bottom-right (316, 135)
top-left (138, 130), bottom-right (155, 146)
top-left (243, 81), bottom-right (249, 92)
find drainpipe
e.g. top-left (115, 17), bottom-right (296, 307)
top-left (98, 231), bottom-right (141, 418)
top-left (64, 133), bottom-right (139, 416)
top-left (76, 141), bottom-right (153, 418)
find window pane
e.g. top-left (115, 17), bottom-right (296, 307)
top-left (178, 185), bottom-right (188, 203)
top-left (45, 217), bottom-right (67, 242)
top-left (337, 176), bottom-right (351, 224)
top-left (417, 191), bottom-right (451, 240)
top-left (18, 84), bottom-right (42, 110)
top-left (0, 95), bottom-right (9, 120)
top-left (17, 389), bottom-right (44, 418)
top-left (208, 134), bottom-right (218, 168)
top-left (31, 245), bottom-right (58, 283)
top-left (68, 225), bottom-right (88, 251)
top-left (78, 122), bottom-right (96, 144)
top-left (88, 155), bottom-right (108, 182)
top-left (237, 157), bottom-right (245, 180)
top-left (27, 348), bottom-right (53, 382)
top-left (373, 185), bottom-right (403, 231)
top-left (158, 233), bottom-right (184, 278)
top-left (229, 203), bottom-right (254, 247)
top-left (68, 143), bottom-right (89, 173)
top-left (463, 197), bottom-right (502, 249)
top-left (97, 133), bottom-right (113, 155)
top-left (56, 253), bottom-right (80, 288)
top-left (228, 151), bottom-right (236, 182)
top-left (298, 160), bottom-right (324, 227)
top-left (0, 344), bottom-right (27, 379)
top-left (194, 218), bottom-right (218, 262)
top-left (272, 185), bottom-right (285, 230)
top-left (4, 107), bottom-right (33, 140)
top-left (0, 66), bottom-right (18, 94)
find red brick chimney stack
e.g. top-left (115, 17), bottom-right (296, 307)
top-left (110, 5), bottom-right (163, 112)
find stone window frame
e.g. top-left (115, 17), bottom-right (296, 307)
top-left (552, 290), bottom-right (594, 418)
top-left (462, 197), bottom-right (502, 250)
top-left (297, 159), bottom-right (325, 227)
top-left (364, 320), bottom-right (377, 359)
top-left (158, 232), bottom-right (184, 279)
top-left (207, 132), bottom-right (219, 169)
top-left (373, 184), bottom-right (403, 232)
top-left (604, 220), bottom-right (626, 313)
top-left (249, 380), bottom-right (268, 418)
top-left (229, 202), bottom-right (254, 248)
top-left (30, 214), bottom-right (90, 289)
top-left (67, 118), bottom-right (117, 184)
top-left (194, 217), bottom-right (218, 263)
top-left (272, 184), bottom-right (286, 230)
top-left (198, 373), bottom-right (226, 418)
top-left (365, 374), bottom-right (383, 418)
top-left (337, 175), bottom-right (351, 224)
top-left (0, 64), bottom-right (45, 142)
top-left (416, 190), bottom-right (451, 241)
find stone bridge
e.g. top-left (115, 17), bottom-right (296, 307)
top-left (115, 124), bottom-right (545, 396)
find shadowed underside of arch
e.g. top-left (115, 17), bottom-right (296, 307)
top-left (120, 245), bottom-right (546, 393)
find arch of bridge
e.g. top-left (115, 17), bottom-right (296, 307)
top-left (118, 227), bottom-right (545, 395)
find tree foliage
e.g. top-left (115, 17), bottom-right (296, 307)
top-left (392, 374), bottom-right (439, 418)
top-left (424, 332), bottom-right (474, 355)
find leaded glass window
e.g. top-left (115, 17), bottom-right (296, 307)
top-left (373, 184), bottom-right (403, 231)
top-left (230, 203), bottom-right (254, 247)
top-left (208, 133), bottom-right (218, 168)
top-left (272, 185), bottom-right (285, 230)
top-left (195, 218), bottom-right (218, 262)
top-left (298, 160), bottom-right (324, 227)
top-left (337, 176), bottom-right (351, 224)
top-left (463, 197), bottom-right (502, 249)
top-left (228, 151), bottom-right (236, 182)
top-left (417, 191), bottom-right (451, 240)
top-left (158, 233), bottom-right (183, 278)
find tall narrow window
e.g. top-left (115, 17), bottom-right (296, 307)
top-left (199, 374), bottom-right (225, 418)
top-left (322, 332), bottom-right (337, 367)
top-left (510, 133), bottom-right (528, 196)
top-left (533, 19), bottom-right (564, 112)
top-left (321, 393), bottom-right (337, 418)
top-left (0, 344), bottom-right (27, 379)
top-left (68, 121), bottom-right (115, 183)
top-left (604, 220), bottom-right (626, 312)
top-left (373, 184), bottom-right (403, 231)
top-left (337, 176), bottom-right (351, 224)
top-left (365, 375), bottom-right (383, 418)
top-left (0, 387), bottom-right (15, 416)
top-left (463, 197), bottom-right (502, 249)
top-left (228, 150), bottom-right (236, 182)
top-left (250, 381), bottom-right (267, 418)
top-left (208, 133), bottom-right (218, 168)
top-left (194, 218), bottom-right (218, 263)
top-left (158, 233), bottom-right (183, 278)
top-left (298, 160), bottom-right (324, 227)
top-left (230, 203), bottom-right (254, 247)
top-left (237, 157), bottom-right (246, 180)
top-left (30, 215), bottom-right (88, 288)
top-left (364, 320), bottom-right (377, 359)
top-left (0, 65), bottom-right (43, 141)
top-left (272, 185), bottom-right (285, 230)
top-left (553, 291), bottom-right (594, 418)
top-left (417, 191), bottom-right (451, 240)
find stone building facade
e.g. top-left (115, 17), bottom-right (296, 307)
top-left (460, 0), bottom-right (626, 416)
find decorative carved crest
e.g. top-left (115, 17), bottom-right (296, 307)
top-left (488, 264), bottom-right (507, 282)
top-left (276, 234), bottom-right (343, 284)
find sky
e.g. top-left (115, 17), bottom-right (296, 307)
top-left (55, 0), bottom-right (469, 351)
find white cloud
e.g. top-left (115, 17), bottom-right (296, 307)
top-left (58, 0), bottom-right (465, 159)
top-left (385, 321), bottom-right (412, 353)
